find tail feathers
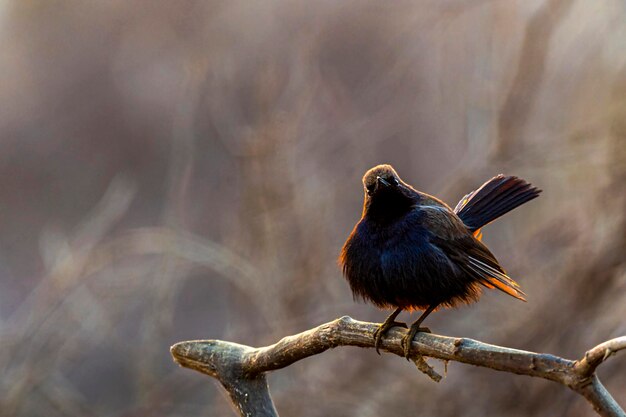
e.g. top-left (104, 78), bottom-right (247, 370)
top-left (455, 175), bottom-right (541, 232)
top-left (467, 257), bottom-right (527, 301)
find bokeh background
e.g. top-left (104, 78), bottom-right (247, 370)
top-left (1, 1), bottom-right (625, 416)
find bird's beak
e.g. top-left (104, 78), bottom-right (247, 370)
top-left (376, 176), bottom-right (391, 187)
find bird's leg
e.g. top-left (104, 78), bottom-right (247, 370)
top-left (373, 307), bottom-right (406, 355)
top-left (401, 304), bottom-right (438, 360)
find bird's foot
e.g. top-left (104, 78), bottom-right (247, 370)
top-left (401, 326), bottom-right (431, 360)
top-left (373, 321), bottom-right (407, 355)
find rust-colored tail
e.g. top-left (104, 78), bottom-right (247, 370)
top-left (455, 175), bottom-right (541, 233)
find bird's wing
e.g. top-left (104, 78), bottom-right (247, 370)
top-left (421, 206), bottom-right (527, 301)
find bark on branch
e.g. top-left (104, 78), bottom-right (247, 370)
top-left (170, 316), bottom-right (626, 417)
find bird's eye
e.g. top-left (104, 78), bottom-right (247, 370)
top-left (389, 177), bottom-right (399, 186)
top-left (366, 183), bottom-right (376, 192)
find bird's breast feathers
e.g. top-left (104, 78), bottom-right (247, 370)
top-left (346, 212), bottom-right (453, 277)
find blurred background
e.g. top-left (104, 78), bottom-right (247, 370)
top-left (1, 1), bottom-right (625, 416)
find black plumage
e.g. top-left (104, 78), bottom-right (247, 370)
top-left (339, 165), bottom-right (541, 357)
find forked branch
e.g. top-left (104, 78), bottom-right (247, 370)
top-left (170, 316), bottom-right (625, 417)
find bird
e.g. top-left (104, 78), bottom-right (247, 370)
top-left (339, 164), bottom-right (541, 358)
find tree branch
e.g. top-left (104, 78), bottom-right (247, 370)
top-left (170, 316), bottom-right (625, 417)
top-left (575, 337), bottom-right (626, 378)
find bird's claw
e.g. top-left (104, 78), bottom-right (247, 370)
top-left (373, 321), bottom-right (407, 355)
top-left (401, 327), bottom-right (431, 360)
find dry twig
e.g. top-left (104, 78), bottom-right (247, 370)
top-left (171, 316), bottom-right (625, 417)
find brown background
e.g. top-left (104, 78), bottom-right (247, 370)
top-left (1, 1), bottom-right (625, 416)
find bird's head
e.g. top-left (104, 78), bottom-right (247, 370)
top-left (362, 164), bottom-right (402, 197)
top-left (361, 164), bottom-right (417, 220)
